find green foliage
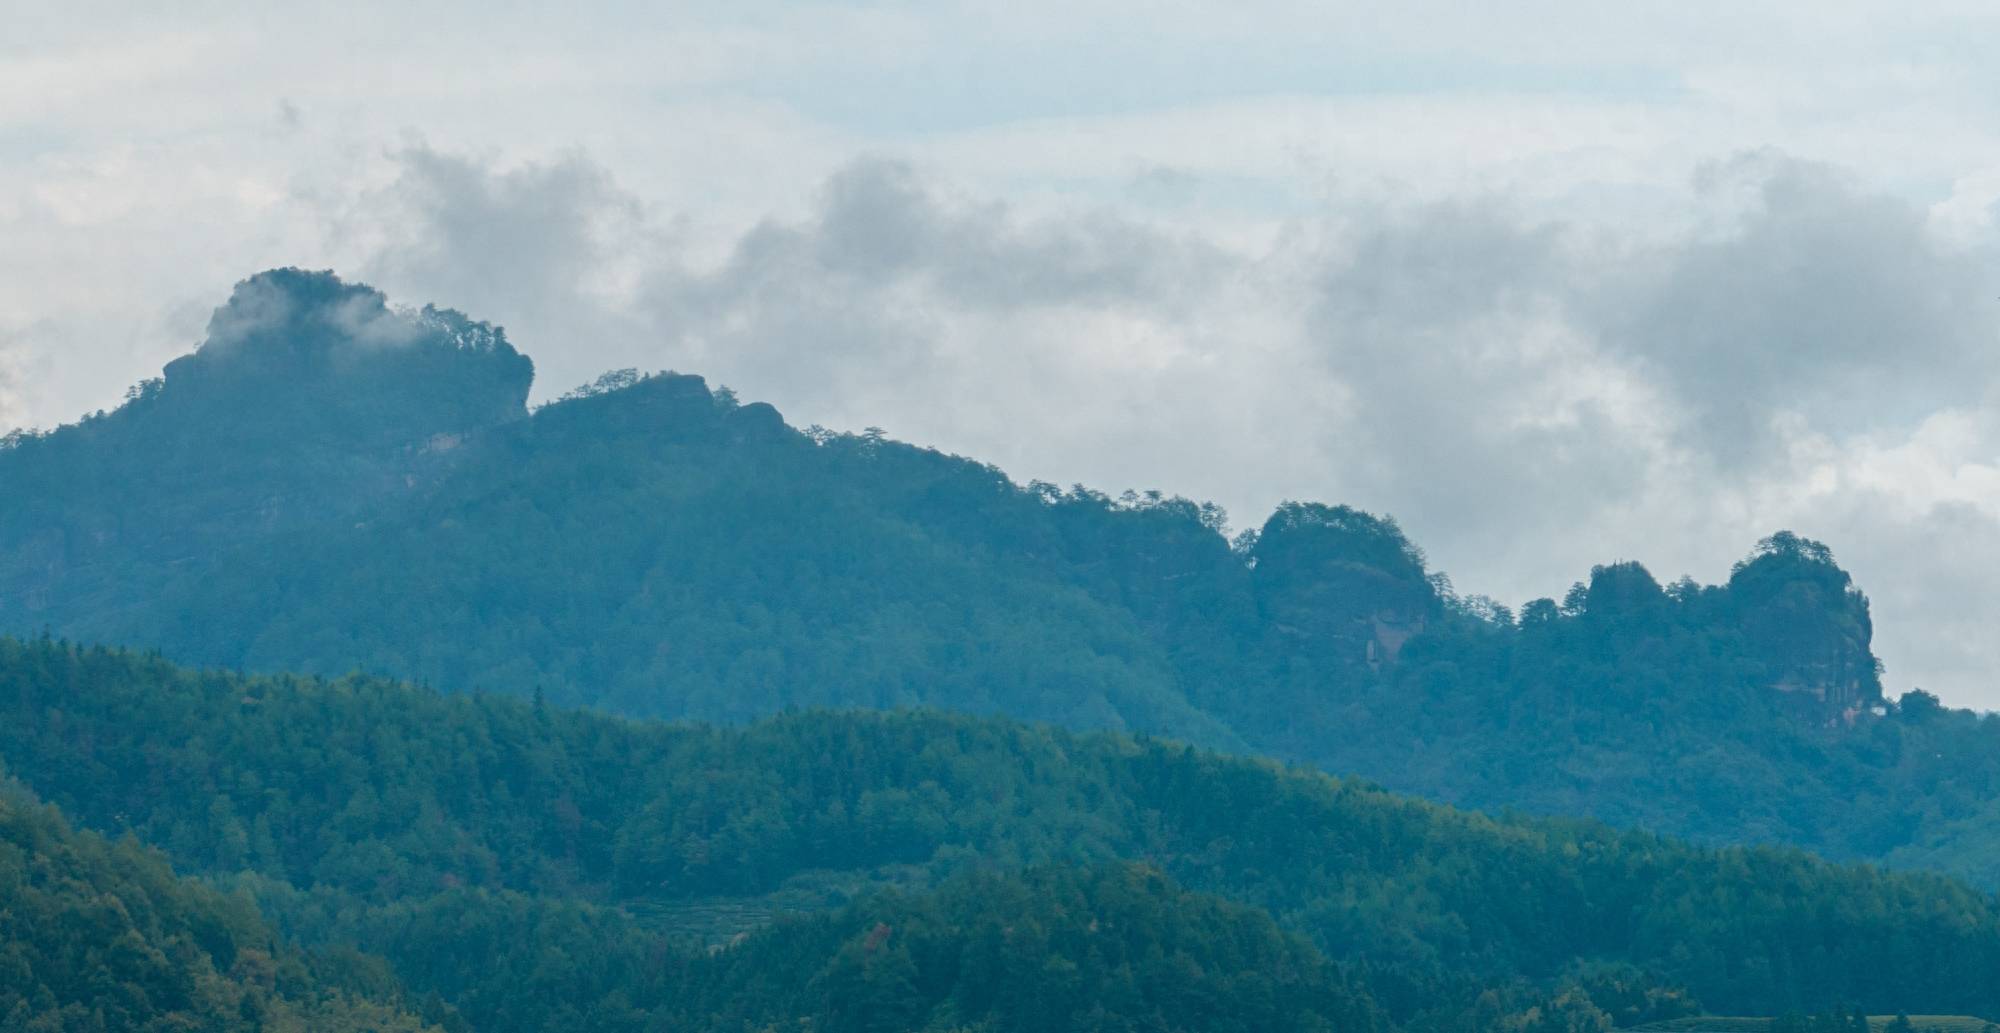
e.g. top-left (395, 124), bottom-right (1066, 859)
top-left (0, 787), bottom-right (437, 1033)
top-left (666, 863), bottom-right (1385, 1033)
top-left (2, 639), bottom-right (1998, 1031)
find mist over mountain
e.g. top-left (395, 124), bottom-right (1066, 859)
top-left (7, 269), bottom-right (2000, 894)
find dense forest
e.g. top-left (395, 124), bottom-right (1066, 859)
top-left (4, 269), bottom-right (1999, 889)
top-left (649, 863), bottom-right (1389, 1033)
top-left (2, 637), bottom-right (1998, 1031)
top-left (0, 786), bottom-right (439, 1032)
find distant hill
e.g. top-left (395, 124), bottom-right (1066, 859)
top-left (6, 637), bottom-right (2000, 1031)
top-left (7, 269), bottom-right (2000, 887)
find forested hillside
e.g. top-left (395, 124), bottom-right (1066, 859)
top-left (5, 268), bottom-right (2000, 886)
top-left (3, 637), bottom-right (1998, 1031)
top-left (0, 786), bottom-right (439, 1032)
top-left (650, 864), bottom-right (1388, 1033)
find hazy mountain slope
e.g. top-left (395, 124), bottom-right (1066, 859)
top-left (0, 269), bottom-right (1242, 747)
top-left (7, 268), bottom-right (2000, 882)
top-left (3, 637), bottom-right (1998, 1026)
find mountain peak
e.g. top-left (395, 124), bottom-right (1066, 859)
top-left (158, 268), bottom-right (534, 445)
top-left (1728, 531), bottom-right (1883, 712)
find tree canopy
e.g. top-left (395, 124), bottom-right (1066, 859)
top-left (1, 638), bottom-right (1997, 1031)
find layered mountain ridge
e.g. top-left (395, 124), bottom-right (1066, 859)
top-left (3, 269), bottom-right (1981, 885)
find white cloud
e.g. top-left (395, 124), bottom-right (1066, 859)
top-left (0, 334), bottom-right (24, 431)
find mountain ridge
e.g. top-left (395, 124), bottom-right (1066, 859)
top-left (6, 268), bottom-right (1992, 888)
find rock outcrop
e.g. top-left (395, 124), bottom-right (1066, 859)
top-left (1727, 531), bottom-right (1882, 714)
top-left (1250, 502), bottom-right (1439, 668)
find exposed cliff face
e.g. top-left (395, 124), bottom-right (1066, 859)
top-left (1727, 532), bottom-right (1882, 713)
top-left (1249, 502), bottom-right (1439, 667)
top-left (1562, 549), bottom-right (1880, 719)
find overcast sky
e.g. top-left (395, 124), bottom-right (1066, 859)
top-left (9, 2), bottom-right (2000, 706)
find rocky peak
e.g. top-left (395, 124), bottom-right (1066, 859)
top-left (158, 268), bottom-right (534, 448)
top-left (1250, 502), bottom-right (1439, 666)
top-left (0, 271), bottom-right (537, 568)
top-left (1726, 531), bottom-right (1882, 712)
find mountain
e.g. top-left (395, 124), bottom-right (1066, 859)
top-left (3, 637), bottom-right (1999, 1032)
top-left (3, 268), bottom-right (1998, 887)
top-left (0, 783), bottom-right (439, 1032)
